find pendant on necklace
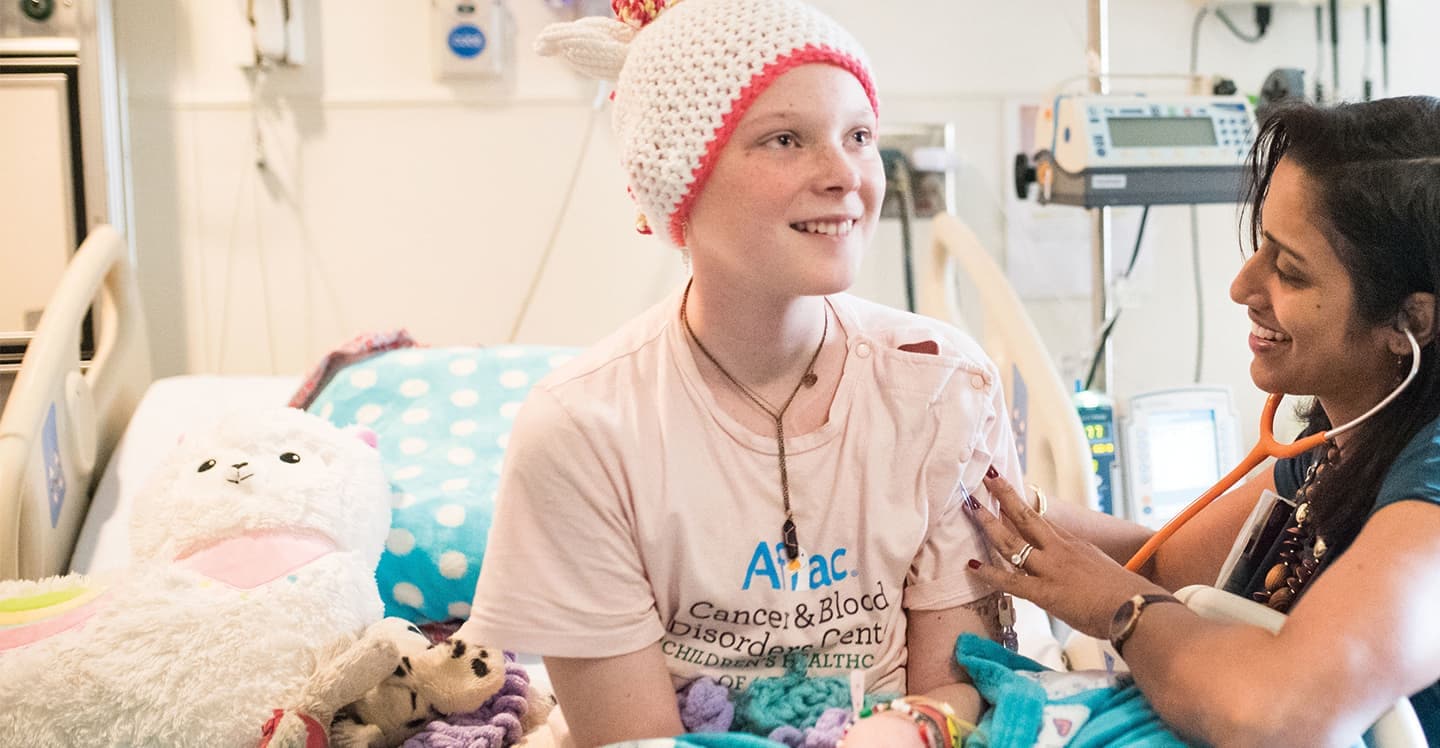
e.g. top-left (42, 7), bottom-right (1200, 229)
top-left (782, 517), bottom-right (800, 569)
top-left (801, 371), bottom-right (818, 388)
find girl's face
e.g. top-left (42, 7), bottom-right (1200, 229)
top-left (684, 63), bottom-right (883, 300)
top-left (1229, 158), bottom-right (1400, 408)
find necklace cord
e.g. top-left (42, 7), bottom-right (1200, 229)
top-left (679, 281), bottom-right (829, 561)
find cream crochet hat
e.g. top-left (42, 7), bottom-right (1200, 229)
top-left (535, 0), bottom-right (878, 246)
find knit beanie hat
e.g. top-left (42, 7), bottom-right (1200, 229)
top-left (535, 0), bottom-right (878, 246)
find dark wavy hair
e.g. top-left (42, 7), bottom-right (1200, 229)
top-left (1243, 96), bottom-right (1440, 554)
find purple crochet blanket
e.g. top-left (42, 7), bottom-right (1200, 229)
top-left (403, 657), bottom-right (536, 748)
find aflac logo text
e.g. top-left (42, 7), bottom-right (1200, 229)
top-left (741, 541), bottom-right (851, 592)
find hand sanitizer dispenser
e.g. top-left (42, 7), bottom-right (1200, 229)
top-left (432, 0), bottom-right (510, 80)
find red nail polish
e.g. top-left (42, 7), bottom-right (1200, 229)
top-left (968, 559), bottom-right (982, 569)
top-left (964, 493), bottom-right (980, 511)
top-left (986, 466), bottom-right (999, 480)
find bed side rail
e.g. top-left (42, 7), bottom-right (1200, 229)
top-left (0, 226), bottom-right (151, 580)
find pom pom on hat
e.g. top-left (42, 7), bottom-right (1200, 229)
top-left (612, 0), bottom-right (683, 29)
top-left (537, 0), bottom-right (878, 246)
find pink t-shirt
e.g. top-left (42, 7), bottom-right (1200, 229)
top-left (469, 290), bottom-right (1019, 695)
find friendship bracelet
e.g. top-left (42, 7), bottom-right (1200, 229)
top-left (892, 695), bottom-right (976, 747)
top-left (838, 695), bottom-right (978, 748)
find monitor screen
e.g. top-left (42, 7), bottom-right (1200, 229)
top-left (1147, 408), bottom-right (1221, 510)
top-left (1107, 116), bottom-right (1218, 148)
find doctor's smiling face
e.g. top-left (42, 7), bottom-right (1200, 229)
top-left (1229, 157), bottom-right (1400, 415)
top-left (683, 63), bottom-right (884, 301)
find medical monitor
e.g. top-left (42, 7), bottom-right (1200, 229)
top-left (1121, 387), bottom-right (1240, 529)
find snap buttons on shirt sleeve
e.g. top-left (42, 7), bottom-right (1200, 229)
top-left (856, 342), bottom-right (872, 358)
top-left (970, 373), bottom-right (986, 389)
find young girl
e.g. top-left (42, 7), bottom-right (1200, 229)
top-left (967, 96), bottom-right (1440, 746)
top-left (466, 1), bottom-right (1020, 745)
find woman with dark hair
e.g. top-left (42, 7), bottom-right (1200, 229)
top-left (964, 95), bottom-right (1440, 745)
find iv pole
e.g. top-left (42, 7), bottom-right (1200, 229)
top-left (1087, 0), bottom-right (1114, 392)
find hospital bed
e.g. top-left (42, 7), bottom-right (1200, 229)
top-left (1, 222), bottom-right (1423, 746)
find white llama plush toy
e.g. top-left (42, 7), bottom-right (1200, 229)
top-left (0, 408), bottom-right (396, 747)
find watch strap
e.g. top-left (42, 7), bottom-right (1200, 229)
top-left (1110, 592), bottom-right (1182, 657)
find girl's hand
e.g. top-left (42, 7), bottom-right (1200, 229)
top-left (838, 711), bottom-right (929, 747)
top-left (963, 469), bottom-right (1169, 638)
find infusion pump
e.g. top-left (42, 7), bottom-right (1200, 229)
top-left (1018, 95), bottom-right (1257, 208)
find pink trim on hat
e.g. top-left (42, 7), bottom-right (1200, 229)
top-left (666, 46), bottom-right (879, 246)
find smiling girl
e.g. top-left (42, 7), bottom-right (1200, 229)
top-left (464, 1), bottom-right (1022, 747)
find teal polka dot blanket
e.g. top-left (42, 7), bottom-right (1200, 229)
top-left (306, 345), bottom-right (577, 623)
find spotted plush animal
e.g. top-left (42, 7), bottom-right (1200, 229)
top-left (0, 408), bottom-right (392, 747)
top-left (331, 617), bottom-right (507, 747)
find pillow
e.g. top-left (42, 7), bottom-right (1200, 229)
top-left (308, 345), bottom-right (577, 622)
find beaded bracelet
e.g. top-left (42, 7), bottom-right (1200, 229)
top-left (891, 695), bottom-right (976, 748)
top-left (839, 695), bottom-right (975, 748)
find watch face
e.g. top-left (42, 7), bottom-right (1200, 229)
top-left (1110, 597), bottom-right (1138, 638)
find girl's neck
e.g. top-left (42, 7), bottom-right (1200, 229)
top-left (682, 278), bottom-right (834, 393)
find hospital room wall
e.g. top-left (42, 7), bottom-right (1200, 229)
top-left (113, 0), bottom-right (1438, 447)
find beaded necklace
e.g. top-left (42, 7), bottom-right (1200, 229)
top-left (679, 281), bottom-right (828, 568)
top-left (1253, 445), bottom-right (1339, 613)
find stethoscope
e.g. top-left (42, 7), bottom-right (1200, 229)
top-left (1125, 325), bottom-right (1423, 571)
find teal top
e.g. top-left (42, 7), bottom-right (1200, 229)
top-left (1273, 414), bottom-right (1440, 745)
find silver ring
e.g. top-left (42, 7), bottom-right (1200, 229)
top-left (1010, 542), bottom-right (1035, 570)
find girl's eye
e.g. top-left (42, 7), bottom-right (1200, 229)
top-left (280, 452), bottom-right (301, 464)
top-left (197, 459), bottom-right (216, 473)
top-left (768, 133), bottom-right (797, 148)
top-left (851, 129), bottom-right (872, 145)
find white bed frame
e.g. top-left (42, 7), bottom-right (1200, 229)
top-left (0, 226), bottom-right (150, 580)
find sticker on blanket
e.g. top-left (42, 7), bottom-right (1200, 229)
top-left (43, 402), bottom-right (67, 528)
top-left (1020, 668), bottom-right (1125, 700)
top-left (1036, 704), bottom-right (1091, 746)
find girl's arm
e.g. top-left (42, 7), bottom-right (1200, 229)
top-left (839, 603), bottom-right (992, 748)
top-left (544, 642), bottom-right (684, 748)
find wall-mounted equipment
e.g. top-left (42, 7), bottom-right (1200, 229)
top-left (243, 0), bottom-right (305, 67)
top-left (1016, 95), bottom-right (1256, 209)
top-left (1, 0), bottom-right (99, 372)
top-left (431, 1), bottom-right (512, 80)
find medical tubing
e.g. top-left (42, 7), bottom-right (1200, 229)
top-left (1083, 206), bottom-right (1150, 391)
top-left (1214, 7), bottom-right (1265, 44)
top-left (506, 89), bottom-right (604, 343)
top-left (1191, 204), bottom-right (1204, 383)
top-left (1329, 0), bottom-right (1340, 99)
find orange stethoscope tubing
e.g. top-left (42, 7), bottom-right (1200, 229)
top-left (1124, 327), bottom-right (1423, 572)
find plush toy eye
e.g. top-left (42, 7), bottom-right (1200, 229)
top-left (279, 452), bottom-right (301, 464)
top-left (197, 459), bottom-right (216, 473)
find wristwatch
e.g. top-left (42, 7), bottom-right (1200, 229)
top-left (1108, 593), bottom-right (1182, 657)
